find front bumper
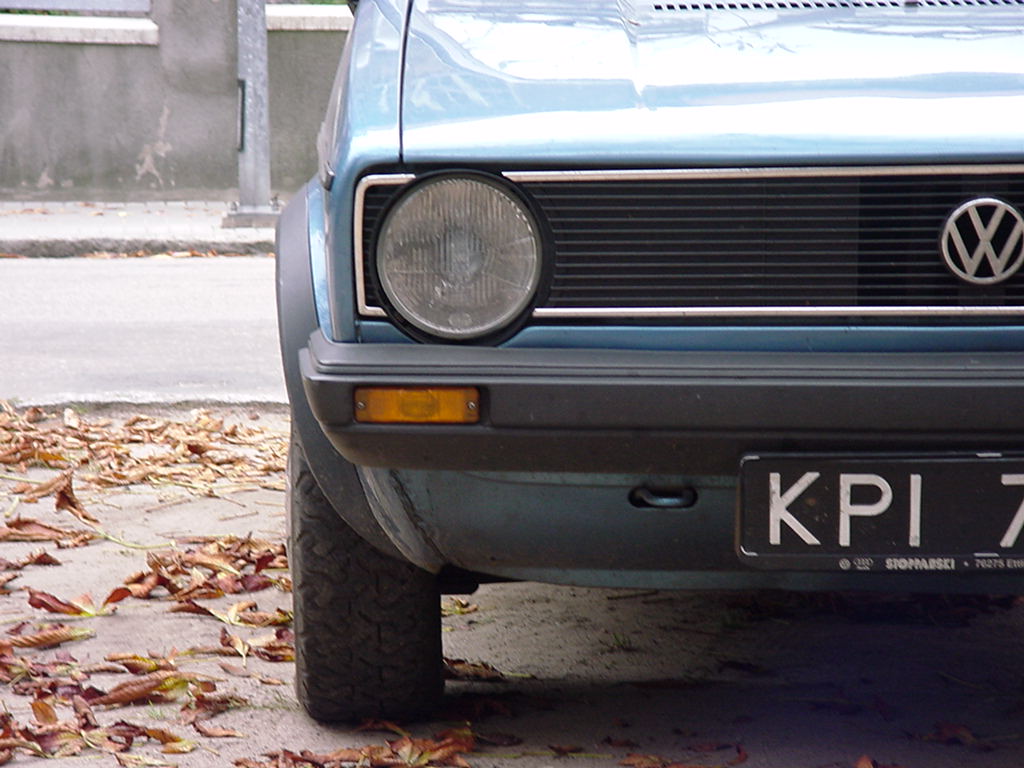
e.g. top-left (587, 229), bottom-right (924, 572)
top-left (300, 330), bottom-right (1024, 475)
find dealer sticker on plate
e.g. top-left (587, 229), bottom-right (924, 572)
top-left (738, 455), bottom-right (1024, 572)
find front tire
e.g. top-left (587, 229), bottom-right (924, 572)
top-left (288, 435), bottom-right (442, 721)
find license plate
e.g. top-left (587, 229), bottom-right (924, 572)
top-left (738, 455), bottom-right (1024, 572)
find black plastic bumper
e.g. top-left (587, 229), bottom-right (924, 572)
top-left (301, 330), bottom-right (1024, 474)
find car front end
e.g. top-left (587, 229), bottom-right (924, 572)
top-left (277, 0), bottom-right (1024, 720)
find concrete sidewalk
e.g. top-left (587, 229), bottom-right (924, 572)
top-left (0, 200), bottom-right (277, 257)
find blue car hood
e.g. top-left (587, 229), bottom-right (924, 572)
top-left (400, 0), bottom-right (1024, 166)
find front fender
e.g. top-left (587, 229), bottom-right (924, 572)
top-left (276, 182), bottom-right (409, 563)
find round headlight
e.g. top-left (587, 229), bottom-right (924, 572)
top-left (376, 175), bottom-right (542, 340)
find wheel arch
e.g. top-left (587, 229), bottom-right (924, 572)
top-left (276, 183), bottom-right (405, 561)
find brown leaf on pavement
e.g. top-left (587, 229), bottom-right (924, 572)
top-left (106, 653), bottom-right (178, 675)
top-left (128, 536), bottom-right (289, 603)
top-left (249, 630), bottom-right (295, 662)
top-left (1, 403), bottom-right (286, 503)
top-left (193, 720), bottom-right (244, 738)
top-left (103, 586), bottom-right (134, 607)
top-left (142, 726), bottom-right (196, 754)
top-left (122, 570), bottom-right (165, 599)
top-left (444, 657), bottom-right (504, 681)
top-left (220, 627), bottom-right (252, 658)
top-left (28, 587), bottom-right (129, 617)
top-left (1, 624), bottom-right (94, 650)
top-left (0, 517), bottom-right (94, 544)
top-left (233, 732), bottom-right (476, 768)
top-left (0, 650), bottom-right (91, 684)
top-left (168, 599), bottom-right (216, 618)
top-left (441, 597), bottom-right (478, 616)
top-left (170, 599), bottom-right (291, 628)
top-left (919, 721), bottom-right (993, 751)
top-left (72, 696), bottom-right (99, 729)
top-left (180, 691), bottom-right (248, 723)
top-left (27, 589), bottom-right (95, 616)
top-left (55, 477), bottom-right (99, 523)
top-left (228, 603), bottom-right (292, 628)
top-left (89, 670), bottom-right (197, 706)
top-left (29, 699), bottom-right (59, 726)
top-left (21, 550), bottom-right (61, 567)
top-left (19, 472), bottom-right (72, 503)
top-left (0, 550), bottom-right (61, 571)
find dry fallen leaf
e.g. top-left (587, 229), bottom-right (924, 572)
top-left (1, 624), bottom-right (94, 650)
top-left (106, 653), bottom-right (178, 675)
top-left (181, 691), bottom-right (248, 723)
top-left (125, 536), bottom-right (289, 603)
top-left (170, 599), bottom-right (291, 628)
top-left (193, 720), bottom-right (244, 738)
top-left (89, 670), bottom-right (202, 707)
top-left (27, 587), bottom-right (130, 617)
top-left (0, 402), bottom-right (286, 501)
top-left (29, 699), bottom-right (59, 726)
top-left (919, 722), bottom-right (992, 751)
top-left (444, 657), bottom-right (504, 682)
top-left (0, 517), bottom-right (94, 545)
top-left (441, 597), bottom-right (478, 616)
top-left (248, 628), bottom-right (295, 662)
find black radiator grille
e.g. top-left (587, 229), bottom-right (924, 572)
top-left (359, 169), bottom-right (1024, 321)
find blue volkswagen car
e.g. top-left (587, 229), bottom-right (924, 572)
top-left (276, 0), bottom-right (1024, 721)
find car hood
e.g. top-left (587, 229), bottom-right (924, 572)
top-left (400, 0), bottom-right (1024, 166)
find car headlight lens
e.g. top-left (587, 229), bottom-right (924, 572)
top-left (376, 175), bottom-right (542, 340)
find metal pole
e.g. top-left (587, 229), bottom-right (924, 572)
top-left (223, 0), bottom-right (277, 227)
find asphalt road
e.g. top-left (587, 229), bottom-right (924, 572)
top-left (0, 257), bottom-right (285, 405)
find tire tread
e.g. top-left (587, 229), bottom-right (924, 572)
top-left (289, 439), bottom-right (442, 722)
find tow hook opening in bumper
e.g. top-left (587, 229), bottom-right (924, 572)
top-left (629, 485), bottom-right (698, 509)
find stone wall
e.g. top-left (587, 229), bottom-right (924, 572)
top-left (0, 1), bottom-right (348, 200)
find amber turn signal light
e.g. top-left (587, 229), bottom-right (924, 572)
top-left (354, 387), bottom-right (480, 424)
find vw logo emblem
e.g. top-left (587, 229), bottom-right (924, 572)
top-left (940, 197), bottom-right (1024, 286)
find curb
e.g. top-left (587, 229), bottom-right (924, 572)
top-left (0, 236), bottom-right (276, 258)
top-left (0, 201), bottom-right (277, 258)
